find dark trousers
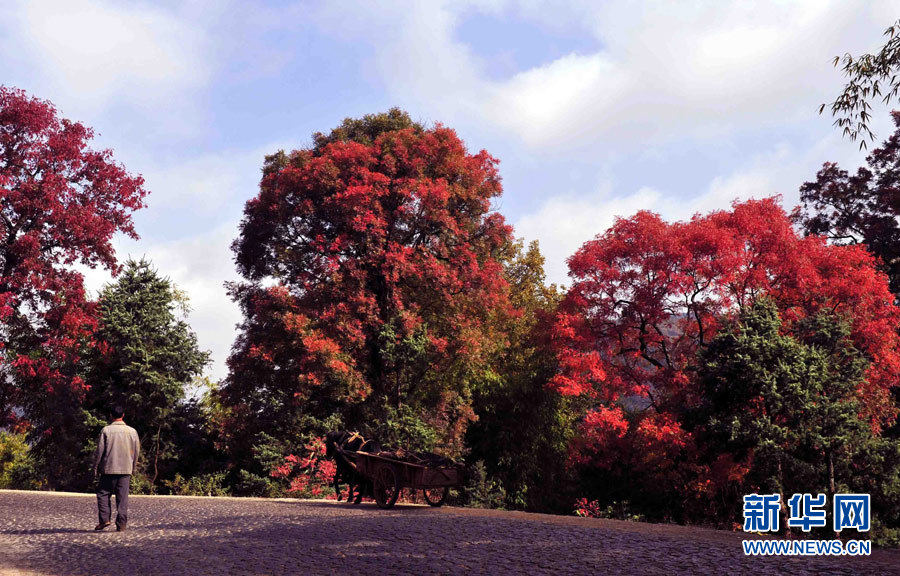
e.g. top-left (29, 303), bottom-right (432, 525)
top-left (97, 474), bottom-right (131, 525)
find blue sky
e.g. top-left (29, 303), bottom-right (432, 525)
top-left (2, 0), bottom-right (898, 381)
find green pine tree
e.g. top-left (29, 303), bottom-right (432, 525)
top-left (694, 298), bottom-right (876, 528)
top-left (82, 259), bottom-right (210, 487)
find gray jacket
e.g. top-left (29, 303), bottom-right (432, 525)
top-left (93, 421), bottom-right (141, 476)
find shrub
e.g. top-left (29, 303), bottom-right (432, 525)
top-left (233, 470), bottom-right (283, 498)
top-left (0, 431), bottom-right (41, 489)
top-left (164, 472), bottom-right (229, 497)
top-left (129, 472), bottom-right (155, 495)
top-left (269, 436), bottom-right (336, 498)
top-left (464, 460), bottom-right (506, 509)
top-left (574, 498), bottom-right (644, 522)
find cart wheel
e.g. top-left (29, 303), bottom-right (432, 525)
top-left (423, 487), bottom-right (448, 507)
top-left (373, 464), bottom-right (400, 509)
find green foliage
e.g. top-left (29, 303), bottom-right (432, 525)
top-left (467, 239), bottom-right (578, 512)
top-left (697, 299), bottom-right (823, 495)
top-left (823, 19), bottom-right (900, 148)
top-left (372, 403), bottom-right (438, 453)
top-left (250, 432), bottom-right (288, 476)
top-left (164, 472), bottom-right (229, 497)
top-left (231, 432), bottom-right (296, 497)
top-left (81, 259), bottom-right (211, 488)
top-left (464, 460), bottom-right (506, 509)
top-left (696, 299), bottom-right (868, 492)
top-left (86, 258), bottom-right (210, 421)
top-left (0, 431), bottom-right (40, 489)
top-left (27, 394), bottom-right (97, 490)
top-left (313, 108), bottom-right (422, 149)
top-left (848, 437), bottom-right (900, 546)
top-left (600, 502), bottom-right (645, 522)
top-left (129, 472), bottom-right (155, 495)
top-left (365, 320), bottom-right (445, 453)
top-left (576, 498), bottom-right (645, 522)
top-left (377, 321), bottom-right (432, 405)
top-left (693, 298), bottom-right (900, 540)
top-left (234, 470), bottom-right (282, 498)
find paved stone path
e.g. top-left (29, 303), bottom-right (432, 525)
top-left (1, 490), bottom-right (898, 575)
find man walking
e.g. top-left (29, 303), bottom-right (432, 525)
top-left (93, 406), bottom-right (140, 532)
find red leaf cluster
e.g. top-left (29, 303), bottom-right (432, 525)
top-left (224, 121), bottom-right (513, 451)
top-left (270, 436), bottom-right (337, 497)
top-left (554, 198), bottom-right (900, 469)
top-left (0, 87), bottom-right (146, 428)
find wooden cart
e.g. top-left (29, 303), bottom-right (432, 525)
top-left (346, 450), bottom-right (464, 509)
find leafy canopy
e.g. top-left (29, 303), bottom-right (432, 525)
top-left (552, 198), bottom-right (900, 522)
top-left (0, 86), bottom-right (146, 431)
top-left (795, 112), bottom-right (900, 298)
top-left (696, 299), bottom-right (870, 495)
top-left (221, 109), bottom-right (513, 472)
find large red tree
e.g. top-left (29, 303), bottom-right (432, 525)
top-left (552, 198), bottom-right (900, 474)
top-left (0, 86), bottom-right (146, 429)
top-left (222, 110), bottom-right (512, 464)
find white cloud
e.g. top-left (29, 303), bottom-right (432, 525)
top-left (137, 143), bottom-right (282, 218)
top-left (312, 1), bottom-right (487, 127)
top-left (313, 0), bottom-right (896, 151)
top-left (514, 112), bottom-right (900, 288)
top-left (0, 0), bottom-right (211, 132)
top-left (486, 52), bottom-right (625, 146)
top-left (515, 185), bottom-right (660, 286)
top-left (486, 0), bottom-right (864, 148)
top-left (515, 142), bottom-right (795, 286)
top-left (22, 0), bottom-right (203, 90)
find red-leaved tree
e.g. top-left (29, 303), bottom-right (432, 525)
top-left (552, 198), bottom-right (900, 518)
top-left (0, 86), bottom-right (146, 433)
top-left (220, 110), bottom-right (512, 476)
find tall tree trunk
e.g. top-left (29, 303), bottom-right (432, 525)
top-left (151, 423), bottom-right (162, 486)
top-left (827, 449), bottom-right (835, 496)
top-left (827, 448), bottom-right (839, 541)
top-left (777, 459), bottom-right (788, 537)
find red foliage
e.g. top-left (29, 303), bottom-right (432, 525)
top-left (574, 497), bottom-right (603, 518)
top-left (568, 406), bottom-right (628, 468)
top-left (555, 198), bottom-right (900, 472)
top-left (0, 86), bottom-right (146, 428)
top-left (271, 437), bottom-right (338, 497)
top-left (224, 120), bottom-right (512, 453)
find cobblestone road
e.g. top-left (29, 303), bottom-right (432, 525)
top-left (1, 489), bottom-right (898, 575)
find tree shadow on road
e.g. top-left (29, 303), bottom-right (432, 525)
top-left (0, 528), bottom-right (93, 535)
top-left (4, 500), bottom-right (898, 576)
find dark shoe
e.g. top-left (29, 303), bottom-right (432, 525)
top-left (94, 522), bottom-right (111, 531)
top-left (116, 523), bottom-right (127, 532)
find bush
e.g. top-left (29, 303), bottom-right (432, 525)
top-left (269, 437), bottom-right (336, 499)
top-left (164, 472), bottom-right (229, 497)
top-left (0, 431), bottom-right (41, 489)
top-left (128, 472), bottom-right (156, 495)
top-left (464, 460), bottom-right (506, 509)
top-left (372, 403), bottom-right (438, 453)
top-left (575, 498), bottom-right (645, 522)
top-left (234, 470), bottom-right (283, 498)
